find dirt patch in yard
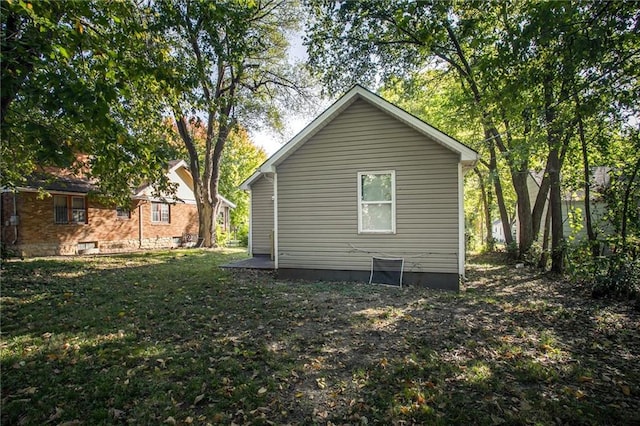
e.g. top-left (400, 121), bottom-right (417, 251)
top-left (222, 259), bottom-right (639, 425)
top-left (1, 250), bottom-right (638, 425)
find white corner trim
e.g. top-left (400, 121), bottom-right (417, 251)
top-left (247, 189), bottom-right (253, 256)
top-left (458, 163), bottom-right (466, 278)
top-left (273, 171), bottom-right (278, 269)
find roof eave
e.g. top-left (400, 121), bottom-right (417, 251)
top-left (240, 85), bottom-right (480, 188)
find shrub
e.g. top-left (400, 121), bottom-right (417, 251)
top-left (235, 223), bottom-right (249, 247)
top-left (215, 227), bottom-right (229, 248)
top-left (591, 254), bottom-right (640, 300)
top-left (0, 242), bottom-right (21, 261)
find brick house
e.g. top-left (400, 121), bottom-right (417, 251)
top-left (1, 160), bottom-right (235, 257)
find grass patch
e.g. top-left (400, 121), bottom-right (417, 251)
top-left (1, 250), bottom-right (639, 424)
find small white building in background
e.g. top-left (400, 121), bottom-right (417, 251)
top-left (509, 167), bottom-right (611, 245)
top-left (492, 219), bottom-right (506, 243)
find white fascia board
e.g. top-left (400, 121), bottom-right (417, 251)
top-left (356, 88), bottom-right (479, 163)
top-left (218, 194), bottom-right (236, 209)
top-left (240, 85), bottom-right (480, 189)
top-left (169, 159), bottom-right (189, 172)
top-left (240, 170), bottom-right (262, 190)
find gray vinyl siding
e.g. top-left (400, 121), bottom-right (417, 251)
top-left (250, 175), bottom-right (274, 255)
top-left (276, 98), bottom-right (461, 274)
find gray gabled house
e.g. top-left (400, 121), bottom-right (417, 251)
top-left (240, 85), bottom-right (478, 290)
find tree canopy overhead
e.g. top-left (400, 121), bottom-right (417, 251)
top-left (304, 0), bottom-right (640, 272)
top-left (1, 0), bottom-right (311, 246)
top-left (1, 0), bottom-right (177, 204)
top-left (149, 0), bottom-right (309, 247)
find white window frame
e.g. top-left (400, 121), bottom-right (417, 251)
top-left (357, 170), bottom-right (396, 234)
top-left (151, 202), bottom-right (170, 224)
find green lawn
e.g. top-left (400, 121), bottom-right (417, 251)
top-left (1, 249), bottom-right (638, 425)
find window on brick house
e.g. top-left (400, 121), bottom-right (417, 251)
top-left (116, 207), bottom-right (131, 219)
top-left (54, 195), bottom-right (87, 224)
top-left (151, 202), bottom-right (170, 223)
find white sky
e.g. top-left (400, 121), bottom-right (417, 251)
top-left (250, 116), bottom-right (311, 156)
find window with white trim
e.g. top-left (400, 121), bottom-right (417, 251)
top-left (151, 202), bottom-right (170, 223)
top-left (358, 170), bottom-right (395, 233)
top-left (54, 195), bottom-right (87, 224)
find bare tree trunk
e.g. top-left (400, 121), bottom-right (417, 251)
top-left (538, 199), bottom-right (552, 269)
top-left (573, 92), bottom-right (599, 257)
top-left (549, 149), bottom-right (564, 273)
top-left (531, 131), bottom-right (572, 242)
top-left (487, 137), bottom-right (514, 247)
top-left (512, 169), bottom-right (533, 258)
top-left (504, 111), bottom-right (534, 259)
top-left (474, 167), bottom-right (494, 251)
top-left (544, 75), bottom-right (565, 273)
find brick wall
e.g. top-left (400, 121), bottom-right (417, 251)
top-left (1, 191), bottom-right (199, 257)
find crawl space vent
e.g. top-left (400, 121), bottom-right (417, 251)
top-left (369, 257), bottom-right (404, 287)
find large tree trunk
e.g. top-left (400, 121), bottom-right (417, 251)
top-left (175, 113), bottom-right (224, 248)
top-left (503, 111), bottom-right (535, 259)
top-left (543, 75), bottom-right (565, 273)
top-left (538, 200), bottom-right (552, 269)
top-left (512, 168), bottom-right (534, 258)
top-left (487, 137), bottom-right (514, 247)
top-left (549, 148), bottom-right (564, 273)
top-left (197, 197), bottom-right (215, 247)
top-left (532, 165), bottom-right (551, 239)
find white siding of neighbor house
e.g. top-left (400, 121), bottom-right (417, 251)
top-left (250, 174), bottom-right (274, 256)
top-left (139, 165), bottom-right (196, 204)
top-left (275, 98), bottom-right (461, 273)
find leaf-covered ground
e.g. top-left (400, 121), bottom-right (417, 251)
top-left (1, 250), bottom-right (638, 425)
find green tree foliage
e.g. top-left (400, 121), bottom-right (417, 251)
top-left (1, 0), bottom-right (177, 205)
top-left (304, 0), bottom-right (639, 273)
top-left (218, 128), bottom-right (267, 242)
top-left (149, 0), bottom-right (306, 247)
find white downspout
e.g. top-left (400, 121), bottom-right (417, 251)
top-left (138, 203), bottom-right (143, 248)
top-left (247, 189), bottom-right (253, 256)
top-left (273, 171), bottom-right (278, 269)
top-left (458, 163), bottom-right (465, 279)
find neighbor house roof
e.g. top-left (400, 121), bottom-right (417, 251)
top-left (6, 159), bottom-right (236, 208)
top-left (134, 159), bottom-right (191, 195)
top-left (18, 172), bottom-right (97, 194)
top-left (241, 84), bottom-right (479, 190)
top-left (133, 159), bottom-right (236, 208)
